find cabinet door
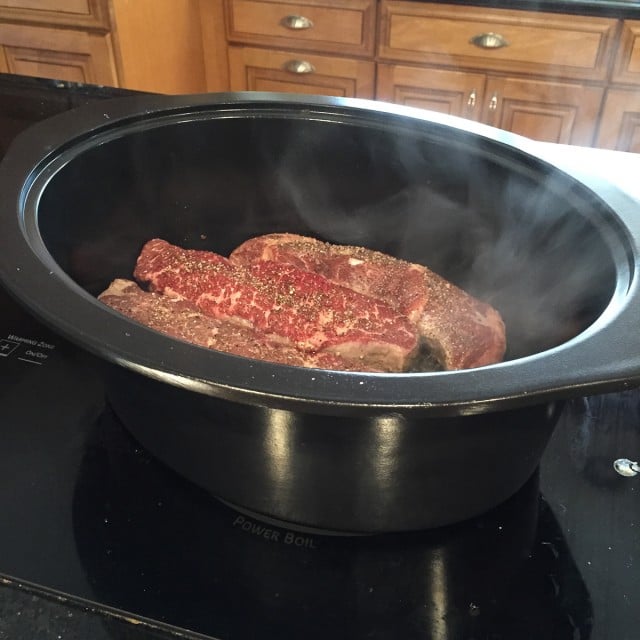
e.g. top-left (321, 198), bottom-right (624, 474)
top-left (0, 0), bottom-right (109, 29)
top-left (376, 63), bottom-right (486, 120)
top-left (596, 89), bottom-right (640, 153)
top-left (228, 45), bottom-right (375, 97)
top-left (611, 20), bottom-right (640, 85)
top-left (110, 0), bottom-right (207, 94)
top-left (482, 76), bottom-right (604, 146)
top-left (0, 22), bottom-right (118, 85)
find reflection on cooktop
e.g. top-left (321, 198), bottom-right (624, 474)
top-left (66, 406), bottom-right (591, 639)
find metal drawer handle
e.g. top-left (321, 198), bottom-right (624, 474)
top-left (467, 89), bottom-right (477, 108)
top-left (614, 458), bottom-right (640, 477)
top-left (281, 14), bottom-right (314, 30)
top-left (470, 32), bottom-right (509, 49)
top-left (284, 59), bottom-right (316, 74)
top-left (488, 92), bottom-right (498, 111)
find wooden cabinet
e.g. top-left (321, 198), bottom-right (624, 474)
top-left (377, 63), bottom-right (605, 145)
top-left (0, 0), bottom-right (109, 29)
top-left (225, 0), bottom-right (376, 56)
top-left (376, 64), bottom-right (484, 117)
top-left (597, 88), bottom-right (640, 152)
top-left (0, 0), bottom-right (207, 93)
top-left (0, 21), bottom-right (117, 85)
top-left (3, 0), bottom-right (640, 150)
top-left (228, 45), bottom-right (374, 96)
top-left (610, 18), bottom-right (640, 85)
top-left (481, 76), bottom-right (604, 146)
top-left (596, 20), bottom-right (640, 151)
top-left (377, 1), bottom-right (617, 146)
top-left (224, 0), bottom-right (376, 98)
top-left (378, 1), bottom-right (617, 81)
top-left (217, 0), bottom-right (634, 148)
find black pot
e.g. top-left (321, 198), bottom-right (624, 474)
top-left (72, 410), bottom-right (547, 639)
top-left (1, 93), bottom-right (639, 532)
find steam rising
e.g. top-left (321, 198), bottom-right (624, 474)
top-left (255, 119), bottom-right (617, 360)
top-left (39, 112), bottom-right (618, 363)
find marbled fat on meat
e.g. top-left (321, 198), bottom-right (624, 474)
top-left (97, 279), bottom-right (377, 370)
top-left (230, 233), bottom-right (506, 370)
top-left (133, 239), bottom-right (419, 372)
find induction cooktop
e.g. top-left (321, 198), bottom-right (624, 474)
top-left (1, 73), bottom-right (639, 640)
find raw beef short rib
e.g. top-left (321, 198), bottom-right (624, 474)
top-left (230, 233), bottom-right (506, 370)
top-left (133, 239), bottom-right (419, 372)
top-left (98, 279), bottom-right (378, 370)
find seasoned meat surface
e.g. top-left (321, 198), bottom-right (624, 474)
top-left (98, 279), bottom-right (377, 370)
top-left (231, 233), bottom-right (506, 370)
top-left (133, 239), bottom-right (419, 372)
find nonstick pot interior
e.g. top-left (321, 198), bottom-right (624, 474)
top-left (36, 107), bottom-right (619, 365)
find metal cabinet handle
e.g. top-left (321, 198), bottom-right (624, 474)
top-left (470, 32), bottom-right (509, 49)
top-left (488, 92), bottom-right (498, 111)
top-left (614, 458), bottom-right (640, 477)
top-left (467, 89), bottom-right (477, 108)
top-left (284, 59), bottom-right (316, 74)
top-left (281, 14), bottom-right (314, 30)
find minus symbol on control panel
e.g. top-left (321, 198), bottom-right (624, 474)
top-left (18, 357), bottom-right (43, 365)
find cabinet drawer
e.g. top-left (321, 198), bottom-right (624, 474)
top-left (225, 0), bottom-right (375, 56)
top-left (228, 45), bottom-right (375, 97)
top-left (611, 20), bottom-right (640, 85)
top-left (0, 22), bottom-right (118, 84)
top-left (0, 0), bottom-right (109, 30)
top-left (379, 1), bottom-right (617, 81)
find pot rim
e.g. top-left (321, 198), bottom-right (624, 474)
top-left (2, 91), bottom-right (640, 416)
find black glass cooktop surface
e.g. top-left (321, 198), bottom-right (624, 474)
top-left (1, 73), bottom-right (639, 639)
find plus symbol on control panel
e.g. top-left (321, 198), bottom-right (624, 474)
top-left (0, 340), bottom-right (19, 357)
